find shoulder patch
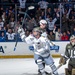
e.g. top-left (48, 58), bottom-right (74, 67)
top-left (67, 45), bottom-right (71, 48)
top-left (67, 44), bottom-right (72, 49)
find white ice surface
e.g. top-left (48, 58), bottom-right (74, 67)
top-left (0, 58), bottom-right (68, 75)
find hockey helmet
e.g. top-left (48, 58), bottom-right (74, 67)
top-left (32, 27), bottom-right (41, 33)
top-left (70, 35), bottom-right (75, 46)
top-left (39, 19), bottom-right (47, 25)
top-left (70, 35), bottom-right (75, 41)
top-left (32, 27), bottom-right (41, 38)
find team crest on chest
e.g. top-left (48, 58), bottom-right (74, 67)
top-left (30, 38), bottom-right (34, 41)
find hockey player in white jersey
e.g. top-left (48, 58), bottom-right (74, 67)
top-left (38, 19), bottom-right (56, 74)
top-left (18, 27), bottom-right (59, 75)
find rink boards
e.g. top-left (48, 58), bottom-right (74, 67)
top-left (0, 41), bottom-right (69, 58)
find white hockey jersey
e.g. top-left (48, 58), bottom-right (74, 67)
top-left (18, 27), bottom-right (51, 57)
top-left (25, 35), bottom-right (50, 57)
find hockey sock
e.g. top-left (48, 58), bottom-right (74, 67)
top-left (49, 63), bottom-right (59, 75)
top-left (37, 60), bottom-right (46, 75)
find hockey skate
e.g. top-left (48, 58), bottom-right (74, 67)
top-left (38, 70), bottom-right (52, 75)
top-left (38, 73), bottom-right (52, 75)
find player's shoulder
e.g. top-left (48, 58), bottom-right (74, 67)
top-left (41, 32), bottom-right (47, 37)
top-left (66, 43), bottom-right (72, 48)
top-left (26, 34), bottom-right (34, 39)
top-left (40, 36), bottom-right (47, 41)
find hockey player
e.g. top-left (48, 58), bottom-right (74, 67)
top-left (59, 35), bottom-right (75, 75)
top-left (36, 19), bottom-right (56, 74)
top-left (37, 19), bottom-right (48, 74)
top-left (18, 27), bottom-right (59, 75)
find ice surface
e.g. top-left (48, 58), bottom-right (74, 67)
top-left (0, 58), bottom-right (68, 75)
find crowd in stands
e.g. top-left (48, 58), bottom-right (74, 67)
top-left (0, 0), bottom-right (75, 42)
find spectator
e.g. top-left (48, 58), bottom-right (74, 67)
top-left (47, 31), bottom-right (55, 41)
top-left (16, 21), bottom-right (22, 27)
top-left (53, 8), bottom-right (60, 18)
top-left (5, 24), bottom-right (10, 32)
top-left (7, 9), bottom-right (14, 20)
top-left (47, 16), bottom-right (57, 32)
top-left (9, 17), bottom-right (15, 29)
top-left (19, 0), bottom-right (27, 9)
top-left (0, 32), bottom-right (6, 42)
top-left (0, 7), bottom-right (4, 17)
top-left (38, 0), bottom-right (49, 10)
top-left (36, 7), bottom-right (42, 20)
top-left (40, 11), bottom-right (45, 19)
top-left (63, 5), bottom-right (72, 18)
top-left (0, 18), bottom-right (4, 29)
top-left (62, 14), bottom-right (69, 32)
top-left (61, 31), bottom-right (69, 41)
top-left (1, 11), bottom-right (7, 22)
top-left (69, 10), bottom-right (75, 19)
top-left (31, 18), bottom-right (38, 27)
top-left (5, 8), bottom-right (9, 16)
top-left (53, 26), bottom-right (62, 41)
top-left (47, 8), bottom-right (52, 17)
top-left (6, 28), bottom-right (15, 42)
top-left (66, 30), bottom-right (71, 39)
top-left (26, 19), bottom-right (34, 32)
top-left (0, 27), bottom-right (3, 31)
top-left (72, 27), bottom-right (75, 35)
top-left (46, 14), bottom-right (50, 22)
top-left (69, 15), bottom-right (75, 33)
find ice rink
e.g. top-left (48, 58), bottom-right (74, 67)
top-left (0, 58), bottom-right (68, 75)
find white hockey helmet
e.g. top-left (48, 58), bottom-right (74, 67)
top-left (39, 19), bottom-right (47, 25)
top-left (70, 35), bottom-right (75, 41)
top-left (70, 35), bottom-right (75, 46)
top-left (32, 27), bottom-right (41, 33)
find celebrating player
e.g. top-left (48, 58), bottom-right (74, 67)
top-left (17, 26), bottom-right (59, 75)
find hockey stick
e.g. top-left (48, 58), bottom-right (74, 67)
top-left (14, 4), bottom-right (18, 51)
top-left (50, 63), bottom-right (63, 75)
top-left (14, 33), bottom-right (18, 51)
top-left (56, 63), bottom-right (63, 70)
top-left (14, 6), bottom-right (35, 51)
top-left (49, 40), bottom-right (55, 46)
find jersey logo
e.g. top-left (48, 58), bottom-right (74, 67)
top-left (30, 38), bottom-right (34, 41)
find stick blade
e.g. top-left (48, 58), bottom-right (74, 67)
top-left (14, 47), bottom-right (16, 51)
top-left (28, 6), bottom-right (35, 10)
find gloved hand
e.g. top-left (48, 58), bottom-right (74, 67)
top-left (50, 45), bottom-right (59, 52)
top-left (29, 46), bottom-right (34, 51)
top-left (18, 27), bottom-right (25, 37)
top-left (59, 56), bottom-right (66, 65)
top-left (18, 27), bottom-right (24, 33)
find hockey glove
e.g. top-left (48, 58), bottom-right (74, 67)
top-left (59, 56), bottom-right (66, 65)
top-left (18, 27), bottom-right (25, 37)
top-left (50, 45), bottom-right (59, 52)
top-left (29, 46), bottom-right (34, 51)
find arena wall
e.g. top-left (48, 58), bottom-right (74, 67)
top-left (0, 41), bottom-right (69, 58)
